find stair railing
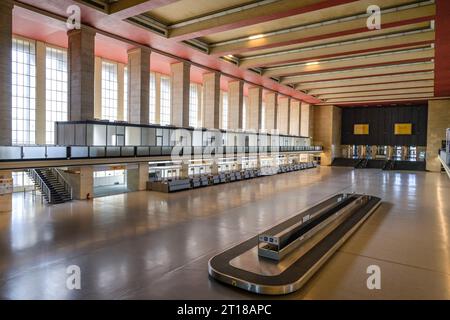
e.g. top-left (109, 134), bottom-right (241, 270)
top-left (51, 168), bottom-right (73, 200)
top-left (28, 169), bottom-right (52, 204)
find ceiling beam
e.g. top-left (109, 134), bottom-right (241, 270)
top-left (434, 0), bottom-right (450, 96)
top-left (296, 72), bottom-right (434, 90)
top-left (167, 0), bottom-right (358, 41)
top-left (282, 62), bottom-right (435, 84)
top-left (109, 0), bottom-right (180, 19)
top-left (264, 48), bottom-right (434, 77)
top-left (210, 4), bottom-right (435, 56)
top-left (309, 80), bottom-right (435, 95)
top-left (324, 93), bottom-right (434, 103)
top-left (240, 30), bottom-right (435, 68)
top-left (318, 87), bottom-right (434, 99)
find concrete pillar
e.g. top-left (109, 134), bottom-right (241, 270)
top-left (128, 47), bottom-right (150, 124)
top-left (0, 170), bottom-right (13, 212)
top-left (35, 41), bottom-right (46, 145)
top-left (248, 87), bottom-right (263, 131)
top-left (202, 72), bottom-right (220, 129)
top-left (61, 166), bottom-right (94, 200)
top-left (180, 162), bottom-right (190, 178)
top-left (313, 105), bottom-right (342, 166)
top-left (127, 162), bottom-right (149, 191)
top-left (301, 103), bottom-right (314, 138)
top-left (211, 162), bottom-right (219, 175)
top-left (117, 63), bottom-right (125, 121)
top-left (170, 61), bottom-right (190, 127)
top-left (426, 99), bottom-right (450, 171)
top-left (265, 92), bottom-right (277, 131)
top-left (277, 97), bottom-right (290, 135)
top-left (228, 80), bottom-right (244, 130)
top-left (67, 27), bottom-right (96, 121)
top-left (289, 100), bottom-right (301, 136)
top-left (94, 57), bottom-right (102, 119)
top-left (0, 1), bottom-right (14, 145)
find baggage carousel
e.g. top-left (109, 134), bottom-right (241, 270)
top-left (208, 193), bottom-right (381, 295)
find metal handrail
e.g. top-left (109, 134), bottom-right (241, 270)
top-left (51, 168), bottom-right (73, 200)
top-left (28, 169), bottom-right (52, 204)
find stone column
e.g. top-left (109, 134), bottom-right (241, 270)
top-left (117, 63), bottom-right (125, 121)
top-left (426, 99), bottom-right (450, 171)
top-left (313, 105), bottom-right (342, 166)
top-left (289, 100), bottom-right (301, 136)
top-left (277, 97), bottom-right (290, 135)
top-left (228, 80), bottom-right (244, 130)
top-left (202, 72), bottom-right (220, 129)
top-left (248, 87), bottom-right (262, 131)
top-left (265, 92), bottom-right (277, 131)
top-left (171, 61), bottom-right (190, 127)
top-left (68, 27), bottom-right (96, 121)
top-left (127, 162), bottom-right (149, 191)
top-left (128, 47), bottom-right (150, 124)
top-left (35, 41), bottom-right (46, 145)
top-left (0, 0), bottom-right (13, 145)
top-left (94, 56), bottom-right (102, 119)
top-left (301, 103), bottom-right (314, 138)
top-left (0, 170), bottom-right (13, 212)
top-left (61, 166), bottom-right (94, 200)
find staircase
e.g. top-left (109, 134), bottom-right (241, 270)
top-left (27, 168), bottom-right (73, 204)
top-left (354, 158), bottom-right (368, 169)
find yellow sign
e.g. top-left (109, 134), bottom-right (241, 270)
top-left (394, 123), bottom-right (412, 135)
top-left (354, 124), bottom-right (369, 135)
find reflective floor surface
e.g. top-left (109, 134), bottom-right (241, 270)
top-left (0, 167), bottom-right (449, 299)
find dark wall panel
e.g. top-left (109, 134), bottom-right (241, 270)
top-left (341, 105), bottom-right (428, 146)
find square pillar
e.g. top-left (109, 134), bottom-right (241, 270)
top-left (0, 170), bottom-right (13, 212)
top-left (228, 80), bottom-right (244, 130)
top-left (171, 61), bottom-right (190, 127)
top-left (277, 97), bottom-right (290, 135)
top-left (128, 47), bottom-right (151, 124)
top-left (202, 72), bottom-right (220, 129)
top-left (248, 87), bottom-right (262, 131)
top-left (127, 162), bottom-right (149, 191)
top-left (265, 92), bottom-right (278, 131)
top-left (68, 27), bottom-right (96, 121)
top-left (0, 0), bottom-right (14, 145)
top-left (301, 103), bottom-right (314, 138)
top-left (426, 99), bottom-right (450, 171)
top-left (313, 105), bottom-right (342, 166)
top-left (61, 167), bottom-right (94, 200)
top-left (289, 100), bottom-right (301, 136)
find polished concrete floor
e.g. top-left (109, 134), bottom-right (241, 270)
top-left (0, 167), bottom-right (449, 299)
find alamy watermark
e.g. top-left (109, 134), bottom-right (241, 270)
top-left (366, 264), bottom-right (381, 290)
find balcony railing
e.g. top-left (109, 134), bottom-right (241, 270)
top-left (0, 145), bottom-right (323, 162)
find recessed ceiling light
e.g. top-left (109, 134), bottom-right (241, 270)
top-left (248, 34), bottom-right (264, 40)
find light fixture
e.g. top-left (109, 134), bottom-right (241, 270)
top-left (305, 61), bottom-right (319, 66)
top-left (226, 54), bottom-right (234, 58)
top-left (248, 34), bottom-right (264, 40)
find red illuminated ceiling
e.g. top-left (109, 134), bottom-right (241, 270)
top-left (11, 0), bottom-right (450, 106)
top-left (12, 0), bottom-right (319, 104)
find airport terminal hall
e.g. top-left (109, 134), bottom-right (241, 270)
top-left (1, 0), bottom-right (450, 302)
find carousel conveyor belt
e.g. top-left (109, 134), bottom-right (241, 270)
top-left (208, 193), bottom-right (381, 295)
